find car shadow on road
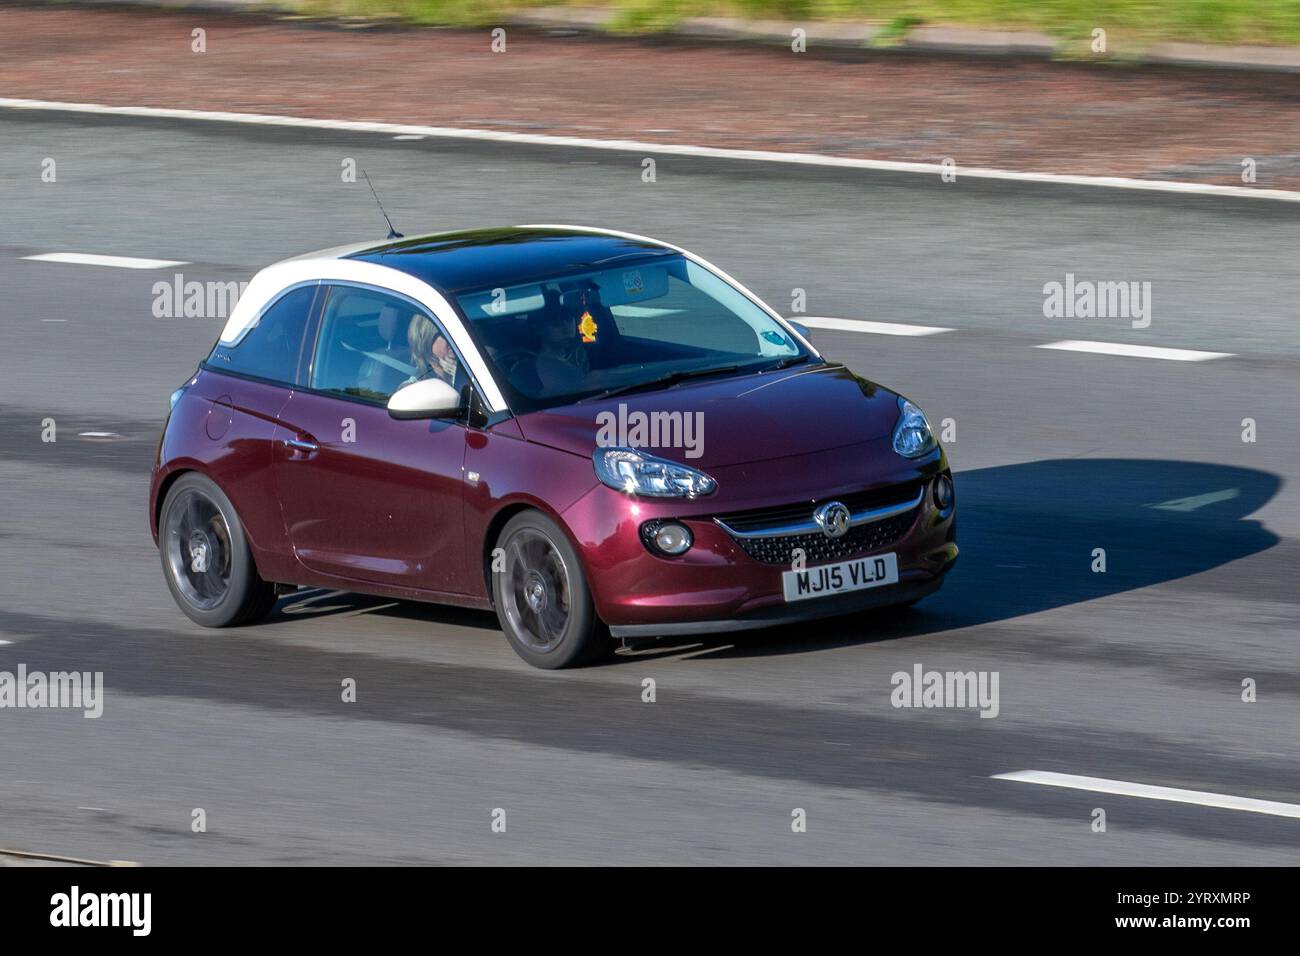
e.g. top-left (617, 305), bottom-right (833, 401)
top-left (627, 457), bottom-right (1283, 663)
top-left (268, 588), bottom-right (500, 632)
top-left (268, 458), bottom-right (1283, 664)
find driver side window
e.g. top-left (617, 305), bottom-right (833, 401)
top-left (311, 285), bottom-right (463, 403)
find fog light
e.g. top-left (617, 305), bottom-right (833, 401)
top-left (933, 473), bottom-right (955, 512)
top-left (641, 520), bottom-right (693, 556)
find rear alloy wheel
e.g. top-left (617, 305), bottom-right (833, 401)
top-left (159, 473), bottom-right (276, 627)
top-left (492, 511), bottom-right (607, 669)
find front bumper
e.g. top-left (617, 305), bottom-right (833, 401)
top-left (606, 565), bottom-right (953, 638)
top-left (561, 439), bottom-right (957, 633)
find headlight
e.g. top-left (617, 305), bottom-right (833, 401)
top-left (892, 397), bottom-right (937, 459)
top-left (593, 447), bottom-right (717, 498)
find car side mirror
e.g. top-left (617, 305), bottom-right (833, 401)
top-left (387, 378), bottom-right (463, 420)
top-left (787, 320), bottom-right (812, 342)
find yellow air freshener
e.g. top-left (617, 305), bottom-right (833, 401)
top-left (578, 310), bottom-right (598, 343)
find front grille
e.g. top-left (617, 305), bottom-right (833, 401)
top-left (713, 481), bottom-right (923, 534)
top-left (725, 508), bottom-right (918, 566)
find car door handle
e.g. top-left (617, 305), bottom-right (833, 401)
top-left (282, 438), bottom-right (319, 453)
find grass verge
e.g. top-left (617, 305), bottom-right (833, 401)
top-left (287, 0), bottom-right (1300, 47)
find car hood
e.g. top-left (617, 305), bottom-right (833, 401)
top-left (514, 364), bottom-right (902, 468)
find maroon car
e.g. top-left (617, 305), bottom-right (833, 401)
top-left (150, 226), bottom-right (957, 667)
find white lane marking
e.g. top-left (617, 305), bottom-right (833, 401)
top-left (1150, 488), bottom-right (1240, 511)
top-left (0, 640), bottom-right (11, 646)
top-left (0, 846), bottom-right (136, 867)
top-left (1036, 339), bottom-right (1232, 362)
top-left (2, 97), bottom-right (1299, 202)
top-left (799, 317), bottom-right (953, 336)
top-left (77, 431), bottom-right (126, 442)
top-left (993, 770), bottom-right (1300, 819)
top-left (23, 252), bottom-right (187, 269)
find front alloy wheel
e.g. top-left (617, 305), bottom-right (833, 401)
top-left (492, 511), bottom-right (606, 668)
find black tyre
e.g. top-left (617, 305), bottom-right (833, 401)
top-left (491, 510), bottom-right (608, 669)
top-left (159, 473), bottom-right (276, 627)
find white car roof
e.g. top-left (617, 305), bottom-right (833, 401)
top-left (215, 226), bottom-right (816, 417)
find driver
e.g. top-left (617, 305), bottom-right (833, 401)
top-left (533, 287), bottom-right (591, 392)
top-left (404, 314), bottom-right (458, 387)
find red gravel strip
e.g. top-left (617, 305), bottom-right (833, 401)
top-left (4, 5), bottom-right (1300, 188)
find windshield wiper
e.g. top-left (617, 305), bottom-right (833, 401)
top-left (761, 354), bottom-right (812, 372)
top-left (580, 364), bottom-right (741, 402)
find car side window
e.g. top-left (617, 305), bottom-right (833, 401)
top-left (208, 285), bottom-right (317, 385)
top-left (311, 285), bottom-right (465, 403)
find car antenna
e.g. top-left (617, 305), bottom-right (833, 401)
top-left (361, 170), bottom-right (404, 239)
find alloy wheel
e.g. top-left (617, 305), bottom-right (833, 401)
top-left (164, 489), bottom-right (233, 611)
top-left (502, 528), bottom-right (572, 652)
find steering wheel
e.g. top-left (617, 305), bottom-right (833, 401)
top-left (491, 348), bottom-right (536, 374)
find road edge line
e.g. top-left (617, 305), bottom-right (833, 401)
top-left (3, 97), bottom-right (1300, 203)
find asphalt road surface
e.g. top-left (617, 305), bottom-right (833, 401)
top-left (1, 111), bottom-right (1297, 865)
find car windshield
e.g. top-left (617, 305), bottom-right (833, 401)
top-left (454, 254), bottom-right (809, 413)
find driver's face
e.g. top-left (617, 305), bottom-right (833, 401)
top-left (541, 315), bottom-right (571, 344)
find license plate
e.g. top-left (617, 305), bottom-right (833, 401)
top-left (782, 553), bottom-right (899, 602)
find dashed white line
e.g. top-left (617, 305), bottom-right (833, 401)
top-left (1036, 339), bottom-right (1233, 362)
top-left (23, 252), bottom-right (188, 269)
top-left (799, 317), bottom-right (954, 336)
top-left (17, 255), bottom-right (1239, 363)
top-left (3, 97), bottom-right (1299, 202)
top-left (994, 770), bottom-right (1300, 819)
